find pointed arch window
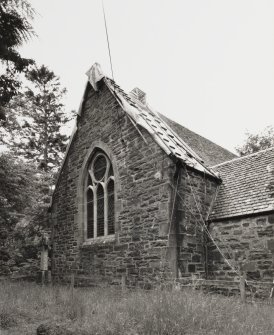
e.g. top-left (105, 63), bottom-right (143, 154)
top-left (85, 151), bottom-right (115, 239)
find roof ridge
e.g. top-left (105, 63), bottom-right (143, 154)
top-left (159, 113), bottom-right (236, 156)
top-left (211, 146), bottom-right (274, 168)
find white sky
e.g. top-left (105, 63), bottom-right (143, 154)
top-left (19, 0), bottom-right (274, 153)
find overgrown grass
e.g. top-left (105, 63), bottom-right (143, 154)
top-left (1, 280), bottom-right (274, 334)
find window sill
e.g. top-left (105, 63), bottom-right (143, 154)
top-left (81, 235), bottom-right (115, 247)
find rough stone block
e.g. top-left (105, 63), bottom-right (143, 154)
top-left (241, 262), bottom-right (256, 271)
top-left (246, 271), bottom-right (261, 280)
top-left (188, 264), bottom-right (196, 273)
top-left (192, 254), bottom-right (201, 263)
top-left (267, 239), bottom-right (274, 252)
top-left (257, 218), bottom-right (267, 226)
top-left (210, 250), bottom-right (222, 261)
top-left (180, 253), bottom-right (192, 261)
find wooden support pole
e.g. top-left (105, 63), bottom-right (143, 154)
top-left (240, 272), bottom-right (246, 303)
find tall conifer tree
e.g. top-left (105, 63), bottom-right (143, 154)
top-left (14, 65), bottom-right (70, 172)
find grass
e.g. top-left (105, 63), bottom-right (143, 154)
top-left (1, 280), bottom-right (274, 334)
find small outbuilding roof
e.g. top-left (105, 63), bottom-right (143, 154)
top-left (209, 147), bottom-right (274, 220)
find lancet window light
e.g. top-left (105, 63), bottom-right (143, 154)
top-left (85, 151), bottom-right (115, 239)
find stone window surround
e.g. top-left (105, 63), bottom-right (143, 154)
top-left (76, 141), bottom-right (121, 246)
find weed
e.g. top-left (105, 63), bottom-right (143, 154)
top-left (0, 308), bottom-right (18, 329)
top-left (1, 281), bottom-right (274, 334)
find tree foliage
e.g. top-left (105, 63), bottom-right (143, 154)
top-left (0, 153), bottom-right (36, 227)
top-left (7, 65), bottom-right (70, 172)
top-left (0, 64), bottom-right (72, 247)
top-left (0, 0), bottom-right (35, 107)
top-left (236, 126), bottom-right (274, 156)
top-left (0, 2), bottom-right (74, 274)
top-left (0, 152), bottom-right (52, 231)
top-left (0, 153), bottom-right (52, 277)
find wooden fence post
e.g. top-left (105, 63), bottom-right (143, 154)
top-left (240, 272), bottom-right (246, 303)
top-left (70, 273), bottom-right (75, 300)
top-left (40, 233), bottom-right (49, 285)
top-left (41, 270), bottom-right (45, 286)
top-left (269, 279), bottom-right (274, 299)
top-left (121, 275), bottom-right (126, 291)
top-left (40, 245), bottom-right (48, 286)
top-left (47, 270), bottom-right (52, 285)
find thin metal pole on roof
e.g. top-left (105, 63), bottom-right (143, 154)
top-left (101, 0), bottom-right (127, 145)
top-left (102, 0), bottom-right (115, 80)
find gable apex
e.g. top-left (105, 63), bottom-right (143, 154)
top-left (85, 62), bottom-right (104, 91)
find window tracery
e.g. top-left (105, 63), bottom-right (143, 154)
top-left (85, 151), bottom-right (115, 239)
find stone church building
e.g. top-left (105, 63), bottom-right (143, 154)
top-left (50, 63), bottom-right (274, 288)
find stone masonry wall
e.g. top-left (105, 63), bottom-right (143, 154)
top-left (51, 82), bottom-right (177, 288)
top-left (208, 213), bottom-right (274, 284)
top-left (175, 168), bottom-right (219, 279)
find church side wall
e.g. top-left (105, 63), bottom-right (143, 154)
top-left (51, 82), bottom-right (175, 288)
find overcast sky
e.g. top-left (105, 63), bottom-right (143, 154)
top-left (20, 0), bottom-right (274, 153)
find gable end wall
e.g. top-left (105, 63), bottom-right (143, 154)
top-left (51, 82), bottom-right (177, 288)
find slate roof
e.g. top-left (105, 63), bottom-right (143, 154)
top-left (101, 76), bottom-right (221, 179)
top-left (102, 75), bottom-right (235, 168)
top-left (160, 114), bottom-right (237, 166)
top-left (209, 147), bottom-right (274, 220)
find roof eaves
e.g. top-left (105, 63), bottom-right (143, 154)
top-left (209, 207), bottom-right (274, 222)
